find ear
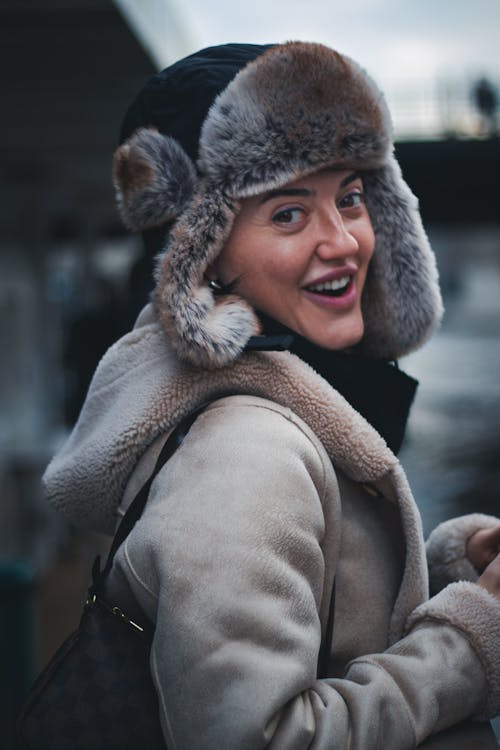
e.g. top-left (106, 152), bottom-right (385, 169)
top-left (112, 127), bottom-right (197, 231)
top-left (204, 263), bottom-right (220, 284)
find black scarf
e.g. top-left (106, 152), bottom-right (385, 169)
top-left (245, 315), bottom-right (418, 455)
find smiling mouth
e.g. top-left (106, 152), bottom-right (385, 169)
top-left (304, 275), bottom-right (352, 297)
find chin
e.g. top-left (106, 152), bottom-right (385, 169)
top-left (276, 309), bottom-right (366, 351)
top-left (314, 326), bottom-right (364, 351)
top-left (310, 319), bottom-right (365, 352)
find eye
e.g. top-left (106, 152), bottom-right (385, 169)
top-left (338, 189), bottom-right (365, 210)
top-left (271, 206), bottom-right (305, 225)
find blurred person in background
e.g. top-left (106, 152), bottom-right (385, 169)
top-left (472, 76), bottom-right (498, 136)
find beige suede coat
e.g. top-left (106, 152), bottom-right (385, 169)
top-left (44, 305), bottom-right (500, 749)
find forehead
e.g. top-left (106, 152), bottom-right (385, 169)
top-left (280, 168), bottom-right (356, 190)
top-left (243, 168), bottom-right (360, 209)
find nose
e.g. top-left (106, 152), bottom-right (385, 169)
top-left (314, 205), bottom-right (359, 260)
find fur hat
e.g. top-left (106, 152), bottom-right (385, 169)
top-left (113, 41), bottom-right (443, 368)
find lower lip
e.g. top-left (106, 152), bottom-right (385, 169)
top-left (302, 278), bottom-right (357, 310)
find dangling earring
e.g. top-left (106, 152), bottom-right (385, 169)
top-left (208, 279), bottom-right (224, 293)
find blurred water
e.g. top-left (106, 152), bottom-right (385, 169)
top-left (399, 228), bottom-right (500, 536)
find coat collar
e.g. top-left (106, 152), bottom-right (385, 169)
top-left (45, 305), bottom-right (398, 535)
top-left (246, 313), bottom-right (419, 454)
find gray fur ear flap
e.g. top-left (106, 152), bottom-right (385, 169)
top-left (112, 127), bottom-right (197, 231)
top-left (360, 159), bottom-right (444, 359)
top-left (154, 183), bottom-right (261, 369)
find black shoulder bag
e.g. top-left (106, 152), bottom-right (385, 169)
top-left (16, 404), bottom-right (208, 750)
top-left (17, 400), bottom-right (335, 749)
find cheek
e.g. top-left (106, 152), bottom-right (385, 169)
top-left (223, 237), bottom-right (301, 292)
top-left (216, 221), bottom-right (266, 284)
top-left (358, 219), bottom-right (376, 264)
top-left (249, 252), bottom-right (306, 301)
top-left (215, 237), bottom-right (246, 283)
top-left (237, 258), bottom-right (288, 302)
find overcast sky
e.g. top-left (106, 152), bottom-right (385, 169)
top-left (176, 0), bottom-right (500, 90)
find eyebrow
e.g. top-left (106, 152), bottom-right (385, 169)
top-left (341, 171), bottom-right (362, 187)
top-left (259, 187), bottom-right (314, 205)
top-left (258, 171), bottom-right (362, 205)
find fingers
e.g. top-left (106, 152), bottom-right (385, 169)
top-left (485, 524), bottom-right (500, 547)
top-left (481, 525), bottom-right (500, 565)
top-left (467, 525), bottom-right (500, 572)
top-left (476, 551), bottom-right (500, 600)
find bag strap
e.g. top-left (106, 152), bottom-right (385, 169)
top-left (316, 580), bottom-right (336, 679)
top-left (90, 393), bottom-right (337, 672)
top-left (91, 398), bottom-right (218, 597)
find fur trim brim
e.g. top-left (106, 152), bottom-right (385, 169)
top-left (198, 43), bottom-right (392, 195)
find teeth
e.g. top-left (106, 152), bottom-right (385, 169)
top-left (308, 276), bottom-right (350, 293)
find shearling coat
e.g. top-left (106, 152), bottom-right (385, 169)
top-left (44, 305), bottom-right (500, 750)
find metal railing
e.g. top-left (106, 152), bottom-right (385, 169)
top-left (388, 77), bottom-right (499, 140)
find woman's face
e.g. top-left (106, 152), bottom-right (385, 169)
top-left (214, 169), bottom-right (375, 351)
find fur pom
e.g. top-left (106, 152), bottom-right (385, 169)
top-left (154, 182), bottom-right (261, 368)
top-left (113, 127), bottom-right (196, 231)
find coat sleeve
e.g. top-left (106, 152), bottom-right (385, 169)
top-left (111, 399), bottom-right (498, 750)
top-left (426, 513), bottom-right (500, 594)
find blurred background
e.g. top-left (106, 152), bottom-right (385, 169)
top-left (1, 0), bottom-right (499, 745)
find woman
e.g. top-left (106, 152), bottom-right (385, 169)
top-left (44, 42), bottom-right (500, 748)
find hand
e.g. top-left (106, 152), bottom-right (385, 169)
top-left (466, 525), bottom-right (500, 573)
